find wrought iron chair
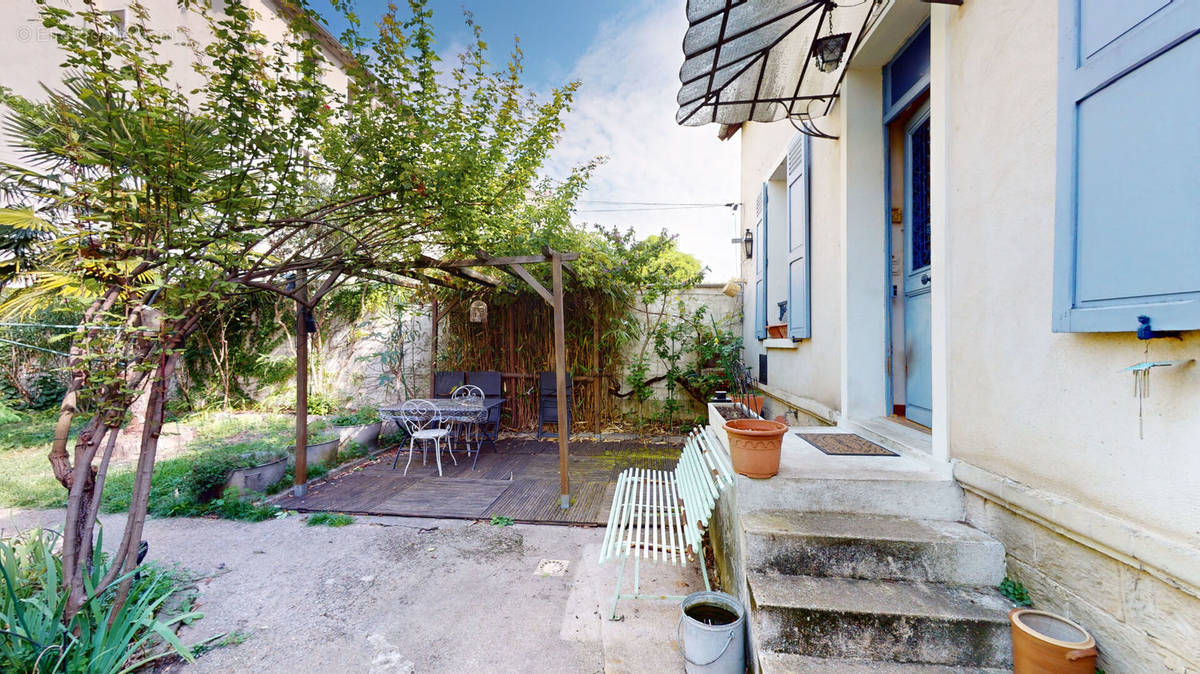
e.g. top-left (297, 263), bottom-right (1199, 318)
top-left (433, 371), bottom-right (464, 398)
top-left (393, 399), bottom-right (456, 476)
top-left (450, 385), bottom-right (485, 469)
top-left (537, 371), bottom-right (573, 441)
top-left (468, 371), bottom-right (503, 450)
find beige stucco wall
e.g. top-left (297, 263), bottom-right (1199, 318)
top-left (943, 1), bottom-right (1200, 669)
top-left (733, 0), bottom-right (1200, 668)
top-left (944, 0), bottom-right (1200, 557)
top-left (738, 120), bottom-right (843, 417)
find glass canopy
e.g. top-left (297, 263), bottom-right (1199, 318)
top-left (676, 0), bottom-right (880, 134)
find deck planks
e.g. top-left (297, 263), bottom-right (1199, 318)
top-left (274, 438), bottom-right (681, 525)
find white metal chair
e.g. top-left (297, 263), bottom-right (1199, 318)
top-left (393, 399), bottom-right (456, 476)
top-left (450, 384), bottom-right (485, 469)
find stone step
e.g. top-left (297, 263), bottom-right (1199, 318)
top-left (745, 511), bottom-right (1005, 586)
top-left (760, 652), bottom-right (1009, 673)
top-left (735, 472), bottom-right (964, 521)
top-left (750, 573), bottom-right (1013, 668)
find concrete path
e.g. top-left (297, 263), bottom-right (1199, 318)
top-left (1, 509), bottom-right (701, 673)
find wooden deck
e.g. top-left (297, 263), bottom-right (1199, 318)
top-left (274, 438), bottom-right (682, 525)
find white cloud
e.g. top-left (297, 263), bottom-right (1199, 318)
top-left (546, 1), bottom-right (741, 282)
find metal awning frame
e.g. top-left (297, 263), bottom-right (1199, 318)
top-left (676, 0), bottom-right (882, 139)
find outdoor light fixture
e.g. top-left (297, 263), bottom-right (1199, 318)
top-left (731, 228), bottom-right (754, 258)
top-left (811, 4), bottom-right (850, 74)
top-left (469, 299), bottom-right (487, 323)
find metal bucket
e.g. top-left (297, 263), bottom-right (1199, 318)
top-left (677, 591), bottom-right (745, 674)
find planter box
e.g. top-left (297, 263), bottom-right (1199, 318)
top-left (766, 323), bottom-right (787, 339)
top-left (287, 438), bottom-right (340, 469)
top-left (708, 401), bottom-right (761, 453)
top-left (226, 456), bottom-right (287, 494)
top-left (334, 421), bottom-right (381, 452)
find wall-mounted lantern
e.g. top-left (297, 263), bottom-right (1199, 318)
top-left (731, 228), bottom-right (754, 259)
top-left (469, 299), bottom-right (487, 323)
top-left (811, 4), bottom-right (851, 73)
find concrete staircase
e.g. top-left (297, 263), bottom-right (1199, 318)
top-left (745, 476), bottom-right (1013, 671)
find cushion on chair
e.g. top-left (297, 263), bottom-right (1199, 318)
top-left (434, 371), bottom-right (464, 398)
top-left (467, 371), bottom-right (502, 397)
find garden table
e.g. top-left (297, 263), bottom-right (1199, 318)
top-left (380, 398), bottom-right (505, 470)
top-left (379, 397), bottom-right (504, 426)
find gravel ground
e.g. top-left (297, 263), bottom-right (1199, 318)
top-left (0, 509), bottom-right (702, 673)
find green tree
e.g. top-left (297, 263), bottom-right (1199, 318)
top-left (0, 0), bottom-right (586, 622)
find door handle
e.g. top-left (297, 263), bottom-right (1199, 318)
top-left (920, 273), bottom-right (931, 285)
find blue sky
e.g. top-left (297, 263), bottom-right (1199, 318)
top-left (318, 1), bottom-right (640, 90)
top-left (315, 1), bottom-right (741, 280)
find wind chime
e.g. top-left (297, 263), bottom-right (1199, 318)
top-left (1125, 316), bottom-right (1190, 439)
top-left (468, 299), bottom-right (487, 323)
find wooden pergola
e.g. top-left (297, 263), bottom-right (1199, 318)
top-left (292, 247), bottom-right (582, 510)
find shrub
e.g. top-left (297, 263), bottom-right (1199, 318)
top-left (306, 512), bottom-right (353, 527)
top-left (328, 407), bottom-right (378, 427)
top-left (0, 529), bottom-right (198, 673)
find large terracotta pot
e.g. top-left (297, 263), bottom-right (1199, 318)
top-left (723, 419), bottom-right (787, 478)
top-left (1010, 609), bottom-right (1097, 673)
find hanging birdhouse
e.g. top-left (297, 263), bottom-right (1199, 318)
top-left (469, 299), bottom-right (488, 323)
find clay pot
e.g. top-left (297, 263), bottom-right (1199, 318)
top-left (766, 323), bottom-right (788, 339)
top-left (723, 419), bottom-right (788, 478)
top-left (1010, 609), bottom-right (1097, 673)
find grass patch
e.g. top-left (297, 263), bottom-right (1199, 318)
top-left (489, 515), bottom-right (514, 527)
top-left (0, 410), bottom-right (79, 509)
top-left (306, 512), bottom-right (353, 527)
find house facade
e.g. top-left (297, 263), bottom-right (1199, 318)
top-left (710, 0), bottom-right (1199, 671)
top-left (1, 0), bottom-right (353, 167)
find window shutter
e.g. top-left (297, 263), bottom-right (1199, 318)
top-left (1053, 1), bottom-right (1200, 332)
top-left (755, 184), bottom-right (767, 340)
top-left (786, 134), bottom-right (811, 339)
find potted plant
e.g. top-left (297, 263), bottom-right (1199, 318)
top-left (723, 418), bottom-right (788, 478)
top-left (330, 406), bottom-right (382, 453)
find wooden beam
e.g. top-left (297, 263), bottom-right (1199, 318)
top-left (561, 260), bottom-right (579, 281)
top-left (293, 270), bottom-right (309, 497)
top-left (417, 255), bottom-right (502, 287)
top-left (592, 312), bottom-right (601, 434)
top-left (421, 252), bottom-right (581, 269)
top-left (429, 295), bottom-right (437, 397)
top-left (402, 269), bottom-right (459, 290)
top-left (551, 252), bottom-right (570, 509)
top-left (542, 246), bottom-right (577, 280)
top-left (508, 263), bottom-right (553, 305)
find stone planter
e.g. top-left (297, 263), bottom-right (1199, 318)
top-left (723, 418), bottom-right (787, 479)
top-left (287, 437), bottom-right (340, 469)
top-left (708, 401), bottom-right (760, 452)
top-left (226, 454), bottom-right (288, 494)
top-left (335, 421), bottom-right (381, 452)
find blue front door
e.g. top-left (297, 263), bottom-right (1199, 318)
top-left (903, 107), bottom-right (932, 427)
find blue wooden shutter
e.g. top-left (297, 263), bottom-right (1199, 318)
top-left (786, 134), bottom-right (811, 339)
top-left (754, 184), bottom-right (767, 339)
top-left (1053, 0), bottom-right (1200, 332)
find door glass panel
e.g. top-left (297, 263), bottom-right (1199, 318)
top-left (910, 117), bottom-right (932, 271)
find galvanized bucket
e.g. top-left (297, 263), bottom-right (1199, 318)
top-left (677, 591), bottom-right (745, 674)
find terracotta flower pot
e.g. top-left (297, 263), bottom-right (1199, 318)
top-left (1010, 609), bottom-right (1097, 673)
top-left (723, 418), bottom-right (787, 478)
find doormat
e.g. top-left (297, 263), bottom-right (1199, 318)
top-left (795, 433), bottom-right (898, 457)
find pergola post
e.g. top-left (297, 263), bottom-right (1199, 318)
top-left (293, 270), bottom-right (309, 497)
top-left (551, 252), bottom-right (570, 509)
